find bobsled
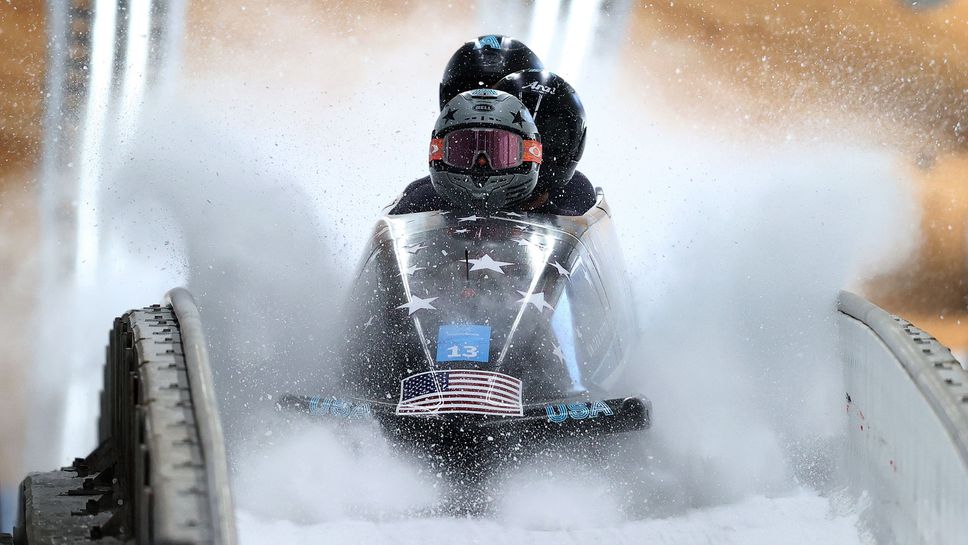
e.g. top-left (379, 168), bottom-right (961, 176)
top-left (281, 191), bottom-right (651, 464)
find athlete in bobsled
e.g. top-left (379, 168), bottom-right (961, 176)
top-left (281, 37), bottom-right (650, 480)
top-left (390, 35), bottom-right (596, 216)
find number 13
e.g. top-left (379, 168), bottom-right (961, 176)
top-left (447, 344), bottom-right (479, 359)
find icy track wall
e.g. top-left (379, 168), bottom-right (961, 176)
top-left (839, 291), bottom-right (968, 545)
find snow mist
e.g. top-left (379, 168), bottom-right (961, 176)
top-left (38, 3), bottom-right (918, 541)
top-left (584, 95), bottom-right (917, 507)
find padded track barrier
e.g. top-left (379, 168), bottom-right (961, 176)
top-left (13, 290), bottom-right (236, 545)
top-left (839, 291), bottom-right (968, 545)
top-left (165, 288), bottom-right (236, 545)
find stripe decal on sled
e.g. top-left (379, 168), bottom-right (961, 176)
top-left (396, 370), bottom-right (523, 416)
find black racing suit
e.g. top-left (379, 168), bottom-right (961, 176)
top-left (388, 171), bottom-right (597, 216)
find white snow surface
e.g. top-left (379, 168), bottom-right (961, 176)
top-left (237, 491), bottom-right (861, 545)
top-left (230, 418), bottom-right (867, 545)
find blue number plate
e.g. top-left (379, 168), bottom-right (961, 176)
top-left (436, 324), bottom-right (491, 362)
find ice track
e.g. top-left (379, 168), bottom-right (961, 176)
top-left (237, 491), bottom-right (862, 545)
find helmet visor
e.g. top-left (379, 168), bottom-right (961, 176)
top-left (444, 128), bottom-right (523, 170)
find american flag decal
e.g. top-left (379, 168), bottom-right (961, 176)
top-left (396, 370), bottom-right (523, 416)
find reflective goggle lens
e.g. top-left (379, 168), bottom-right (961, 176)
top-left (443, 128), bottom-right (523, 170)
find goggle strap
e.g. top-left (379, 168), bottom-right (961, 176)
top-left (523, 140), bottom-right (543, 164)
top-left (429, 138), bottom-right (444, 161)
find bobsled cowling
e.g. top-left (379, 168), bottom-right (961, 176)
top-left (317, 191), bottom-right (649, 432)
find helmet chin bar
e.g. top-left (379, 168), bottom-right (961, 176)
top-left (431, 169), bottom-right (536, 213)
top-left (462, 176), bottom-right (510, 213)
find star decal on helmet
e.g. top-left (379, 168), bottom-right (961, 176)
top-left (511, 109), bottom-right (526, 127)
top-left (443, 108), bottom-right (457, 124)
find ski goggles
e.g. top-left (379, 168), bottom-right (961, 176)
top-left (430, 128), bottom-right (542, 169)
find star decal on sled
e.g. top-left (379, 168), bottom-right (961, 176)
top-left (552, 344), bottom-right (566, 364)
top-left (516, 290), bottom-right (554, 312)
top-left (467, 254), bottom-right (513, 274)
top-left (571, 256), bottom-right (593, 283)
top-left (396, 295), bottom-right (438, 315)
top-left (398, 265), bottom-right (425, 277)
top-left (549, 261), bottom-right (571, 277)
top-left (405, 243), bottom-right (428, 255)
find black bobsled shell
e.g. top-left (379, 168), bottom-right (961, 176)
top-left (337, 198), bottom-right (637, 408)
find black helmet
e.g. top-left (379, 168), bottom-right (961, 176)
top-left (493, 69), bottom-right (587, 195)
top-left (429, 89), bottom-right (542, 212)
top-left (439, 35), bottom-right (544, 110)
